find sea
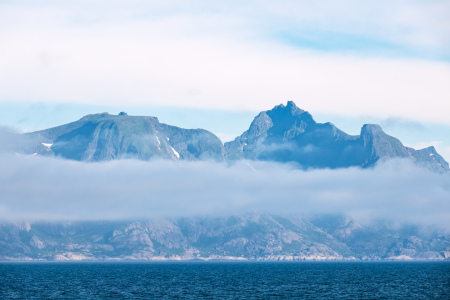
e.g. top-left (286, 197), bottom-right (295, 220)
top-left (0, 261), bottom-right (449, 299)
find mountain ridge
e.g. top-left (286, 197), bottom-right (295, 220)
top-left (1, 213), bottom-right (448, 261)
top-left (18, 101), bottom-right (449, 172)
top-left (24, 112), bottom-right (225, 162)
top-left (225, 101), bottom-right (448, 172)
top-left (3, 103), bottom-right (450, 261)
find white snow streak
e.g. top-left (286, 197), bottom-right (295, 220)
top-left (170, 146), bottom-right (180, 159)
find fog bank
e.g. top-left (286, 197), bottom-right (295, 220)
top-left (0, 154), bottom-right (449, 230)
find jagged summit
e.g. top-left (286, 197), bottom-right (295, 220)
top-left (361, 124), bottom-right (384, 135)
top-left (271, 100), bottom-right (306, 116)
top-left (225, 101), bottom-right (448, 172)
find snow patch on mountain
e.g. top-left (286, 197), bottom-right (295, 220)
top-left (170, 146), bottom-right (180, 159)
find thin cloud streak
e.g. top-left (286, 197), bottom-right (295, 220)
top-left (0, 154), bottom-right (449, 231)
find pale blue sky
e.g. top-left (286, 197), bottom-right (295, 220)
top-left (1, 0), bottom-right (449, 159)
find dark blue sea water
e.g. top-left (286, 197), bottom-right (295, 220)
top-left (0, 261), bottom-right (449, 299)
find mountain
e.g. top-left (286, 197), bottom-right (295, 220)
top-left (225, 101), bottom-right (448, 172)
top-left (4, 103), bottom-right (450, 261)
top-left (17, 101), bottom-right (449, 172)
top-left (23, 112), bottom-right (225, 162)
top-left (1, 214), bottom-right (448, 261)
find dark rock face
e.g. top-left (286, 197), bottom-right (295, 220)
top-left (24, 113), bottom-right (225, 162)
top-left (225, 101), bottom-right (449, 172)
top-left (1, 214), bottom-right (448, 261)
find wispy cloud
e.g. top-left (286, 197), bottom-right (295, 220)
top-left (0, 127), bottom-right (27, 153)
top-left (0, 1), bottom-right (449, 125)
top-left (380, 117), bottom-right (426, 131)
top-left (261, 0), bottom-right (450, 55)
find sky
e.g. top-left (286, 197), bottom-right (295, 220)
top-left (1, 1), bottom-right (450, 160)
top-left (1, 1), bottom-right (450, 225)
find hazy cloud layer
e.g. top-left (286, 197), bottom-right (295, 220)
top-left (0, 127), bottom-right (27, 153)
top-left (0, 153), bottom-right (449, 231)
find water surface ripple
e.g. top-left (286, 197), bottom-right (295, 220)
top-left (0, 262), bottom-right (449, 299)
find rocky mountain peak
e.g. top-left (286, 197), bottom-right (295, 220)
top-left (225, 103), bottom-right (448, 172)
top-left (361, 124), bottom-right (384, 136)
top-left (24, 113), bottom-right (225, 162)
top-left (247, 112), bottom-right (273, 137)
top-left (286, 100), bottom-right (305, 114)
top-left (269, 101), bottom-right (306, 117)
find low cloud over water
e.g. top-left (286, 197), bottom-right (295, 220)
top-left (0, 153), bottom-right (449, 230)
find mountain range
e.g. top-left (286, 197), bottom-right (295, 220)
top-left (20, 101), bottom-right (449, 172)
top-left (2, 101), bottom-right (449, 261)
top-left (1, 213), bottom-right (449, 261)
